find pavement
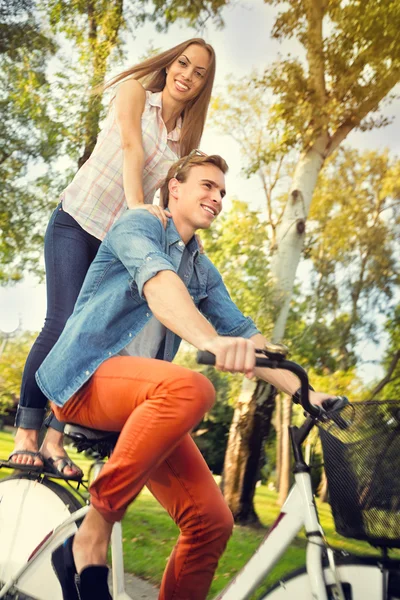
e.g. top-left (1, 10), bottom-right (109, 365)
top-left (112, 573), bottom-right (159, 599)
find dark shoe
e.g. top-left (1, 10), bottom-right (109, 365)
top-left (79, 565), bottom-right (112, 600)
top-left (43, 455), bottom-right (83, 481)
top-left (51, 535), bottom-right (80, 600)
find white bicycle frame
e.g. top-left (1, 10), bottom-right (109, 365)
top-left (0, 461), bottom-right (132, 600)
top-left (0, 462), bottom-right (335, 600)
top-left (0, 466), bottom-right (338, 600)
top-left (215, 471), bottom-right (338, 600)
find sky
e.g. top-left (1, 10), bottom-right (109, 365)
top-left (1, 0), bottom-right (399, 382)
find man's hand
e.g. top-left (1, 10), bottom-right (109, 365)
top-left (309, 391), bottom-right (337, 407)
top-left (203, 337), bottom-right (256, 379)
top-left (129, 204), bottom-right (171, 229)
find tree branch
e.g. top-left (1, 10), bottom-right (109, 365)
top-left (305, 0), bottom-right (327, 117)
top-left (328, 67), bottom-right (400, 155)
top-left (368, 350), bottom-right (400, 400)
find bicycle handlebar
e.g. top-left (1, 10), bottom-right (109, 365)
top-left (196, 349), bottom-right (323, 419)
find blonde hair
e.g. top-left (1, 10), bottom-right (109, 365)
top-left (102, 38), bottom-right (216, 157)
top-left (160, 153), bottom-right (228, 208)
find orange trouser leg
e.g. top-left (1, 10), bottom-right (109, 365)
top-left (147, 436), bottom-right (234, 600)
top-left (53, 356), bottom-right (231, 599)
top-left (53, 356), bottom-right (216, 522)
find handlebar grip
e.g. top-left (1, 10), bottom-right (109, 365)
top-left (197, 350), bottom-right (269, 368)
top-left (321, 396), bottom-right (350, 430)
top-left (196, 351), bottom-right (216, 366)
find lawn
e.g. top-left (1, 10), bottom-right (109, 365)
top-left (0, 429), bottom-right (397, 599)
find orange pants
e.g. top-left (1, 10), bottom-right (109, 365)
top-left (52, 356), bottom-right (234, 600)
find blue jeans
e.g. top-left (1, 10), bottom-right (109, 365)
top-left (15, 204), bottom-right (101, 431)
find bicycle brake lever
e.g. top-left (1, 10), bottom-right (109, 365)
top-left (320, 396), bottom-right (350, 430)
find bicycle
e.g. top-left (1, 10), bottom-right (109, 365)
top-left (0, 345), bottom-right (399, 599)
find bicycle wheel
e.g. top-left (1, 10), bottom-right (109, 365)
top-left (260, 555), bottom-right (400, 600)
top-left (0, 474), bottom-right (82, 600)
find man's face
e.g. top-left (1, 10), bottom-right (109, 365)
top-left (173, 164), bottom-right (226, 230)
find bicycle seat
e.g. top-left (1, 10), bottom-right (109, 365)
top-left (64, 423), bottom-right (119, 458)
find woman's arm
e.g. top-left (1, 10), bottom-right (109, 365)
top-left (115, 80), bottom-right (170, 227)
top-left (115, 79), bottom-right (146, 208)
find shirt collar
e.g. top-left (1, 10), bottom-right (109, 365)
top-left (148, 91), bottom-right (182, 143)
top-left (166, 219), bottom-right (199, 258)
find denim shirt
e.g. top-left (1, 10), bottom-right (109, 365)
top-left (36, 210), bottom-right (259, 407)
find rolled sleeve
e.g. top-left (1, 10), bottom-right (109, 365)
top-left (105, 210), bottom-right (177, 298)
top-left (199, 258), bottom-right (260, 338)
top-left (136, 251), bottom-right (177, 298)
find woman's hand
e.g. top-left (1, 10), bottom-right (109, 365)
top-left (129, 204), bottom-right (171, 229)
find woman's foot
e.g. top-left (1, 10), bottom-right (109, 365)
top-left (40, 427), bottom-right (83, 479)
top-left (9, 428), bottom-right (43, 467)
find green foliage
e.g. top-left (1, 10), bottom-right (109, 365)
top-left (0, 1), bottom-right (65, 283)
top-left (295, 148), bottom-right (400, 372)
top-left (372, 306), bottom-right (400, 399)
top-left (0, 331), bottom-right (37, 415)
top-left (263, 0), bottom-right (400, 149)
top-left (202, 199), bottom-right (275, 334)
top-left (140, 0), bottom-right (228, 31)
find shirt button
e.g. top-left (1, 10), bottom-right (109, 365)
top-left (146, 313), bottom-right (150, 317)
top-left (108, 352), bottom-right (112, 356)
top-left (178, 241), bottom-right (184, 247)
top-left (146, 256), bottom-right (152, 261)
top-left (129, 332), bottom-right (132, 337)
top-left (85, 370), bottom-right (90, 375)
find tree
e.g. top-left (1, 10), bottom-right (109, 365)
top-left (0, 0), bottom-right (64, 283)
top-left (368, 305), bottom-right (400, 400)
top-left (0, 331), bottom-right (37, 416)
top-left (211, 0), bottom-right (400, 522)
top-left (2, 0), bottom-right (229, 281)
top-left (264, 0), bottom-right (400, 339)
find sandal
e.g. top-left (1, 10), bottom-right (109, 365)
top-left (7, 450), bottom-right (44, 472)
top-left (43, 455), bottom-right (83, 481)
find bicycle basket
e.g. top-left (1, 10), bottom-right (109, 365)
top-left (318, 400), bottom-right (400, 548)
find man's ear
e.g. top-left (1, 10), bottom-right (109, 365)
top-left (168, 177), bottom-right (180, 202)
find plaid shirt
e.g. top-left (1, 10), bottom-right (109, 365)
top-left (61, 90), bottom-right (181, 240)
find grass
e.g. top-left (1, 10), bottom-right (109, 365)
top-left (1, 429), bottom-right (398, 599)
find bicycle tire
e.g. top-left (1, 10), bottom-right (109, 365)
top-left (259, 555), bottom-right (400, 600)
top-left (0, 474), bottom-right (83, 600)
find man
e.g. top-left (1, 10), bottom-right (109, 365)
top-left (36, 153), bottom-right (335, 600)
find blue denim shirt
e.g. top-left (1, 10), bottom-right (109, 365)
top-left (36, 210), bottom-right (259, 407)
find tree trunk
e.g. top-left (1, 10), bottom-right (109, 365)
top-left (277, 395), bottom-right (293, 506)
top-left (78, 0), bottom-right (124, 168)
top-left (222, 379), bottom-right (276, 525)
top-left (318, 469), bottom-right (329, 503)
top-left (274, 393), bottom-right (282, 492)
top-left (222, 135), bottom-right (330, 521)
top-left (271, 137), bottom-right (327, 341)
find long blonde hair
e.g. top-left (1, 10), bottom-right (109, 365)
top-left (103, 38), bottom-right (216, 157)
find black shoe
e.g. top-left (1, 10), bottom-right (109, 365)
top-left (52, 536), bottom-right (111, 600)
top-left (51, 535), bottom-right (80, 600)
top-left (79, 565), bottom-right (112, 600)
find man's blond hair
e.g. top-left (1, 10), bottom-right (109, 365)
top-left (160, 154), bottom-right (228, 208)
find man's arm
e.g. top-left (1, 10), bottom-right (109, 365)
top-left (143, 270), bottom-right (257, 378)
top-left (250, 333), bottom-right (336, 406)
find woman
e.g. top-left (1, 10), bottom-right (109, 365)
top-left (10, 38), bottom-right (216, 478)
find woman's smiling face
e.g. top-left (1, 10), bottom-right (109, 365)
top-left (164, 44), bottom-right (211, 105)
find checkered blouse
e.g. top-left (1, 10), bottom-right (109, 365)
top-left (61, 90), bottom-right (181, 240)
